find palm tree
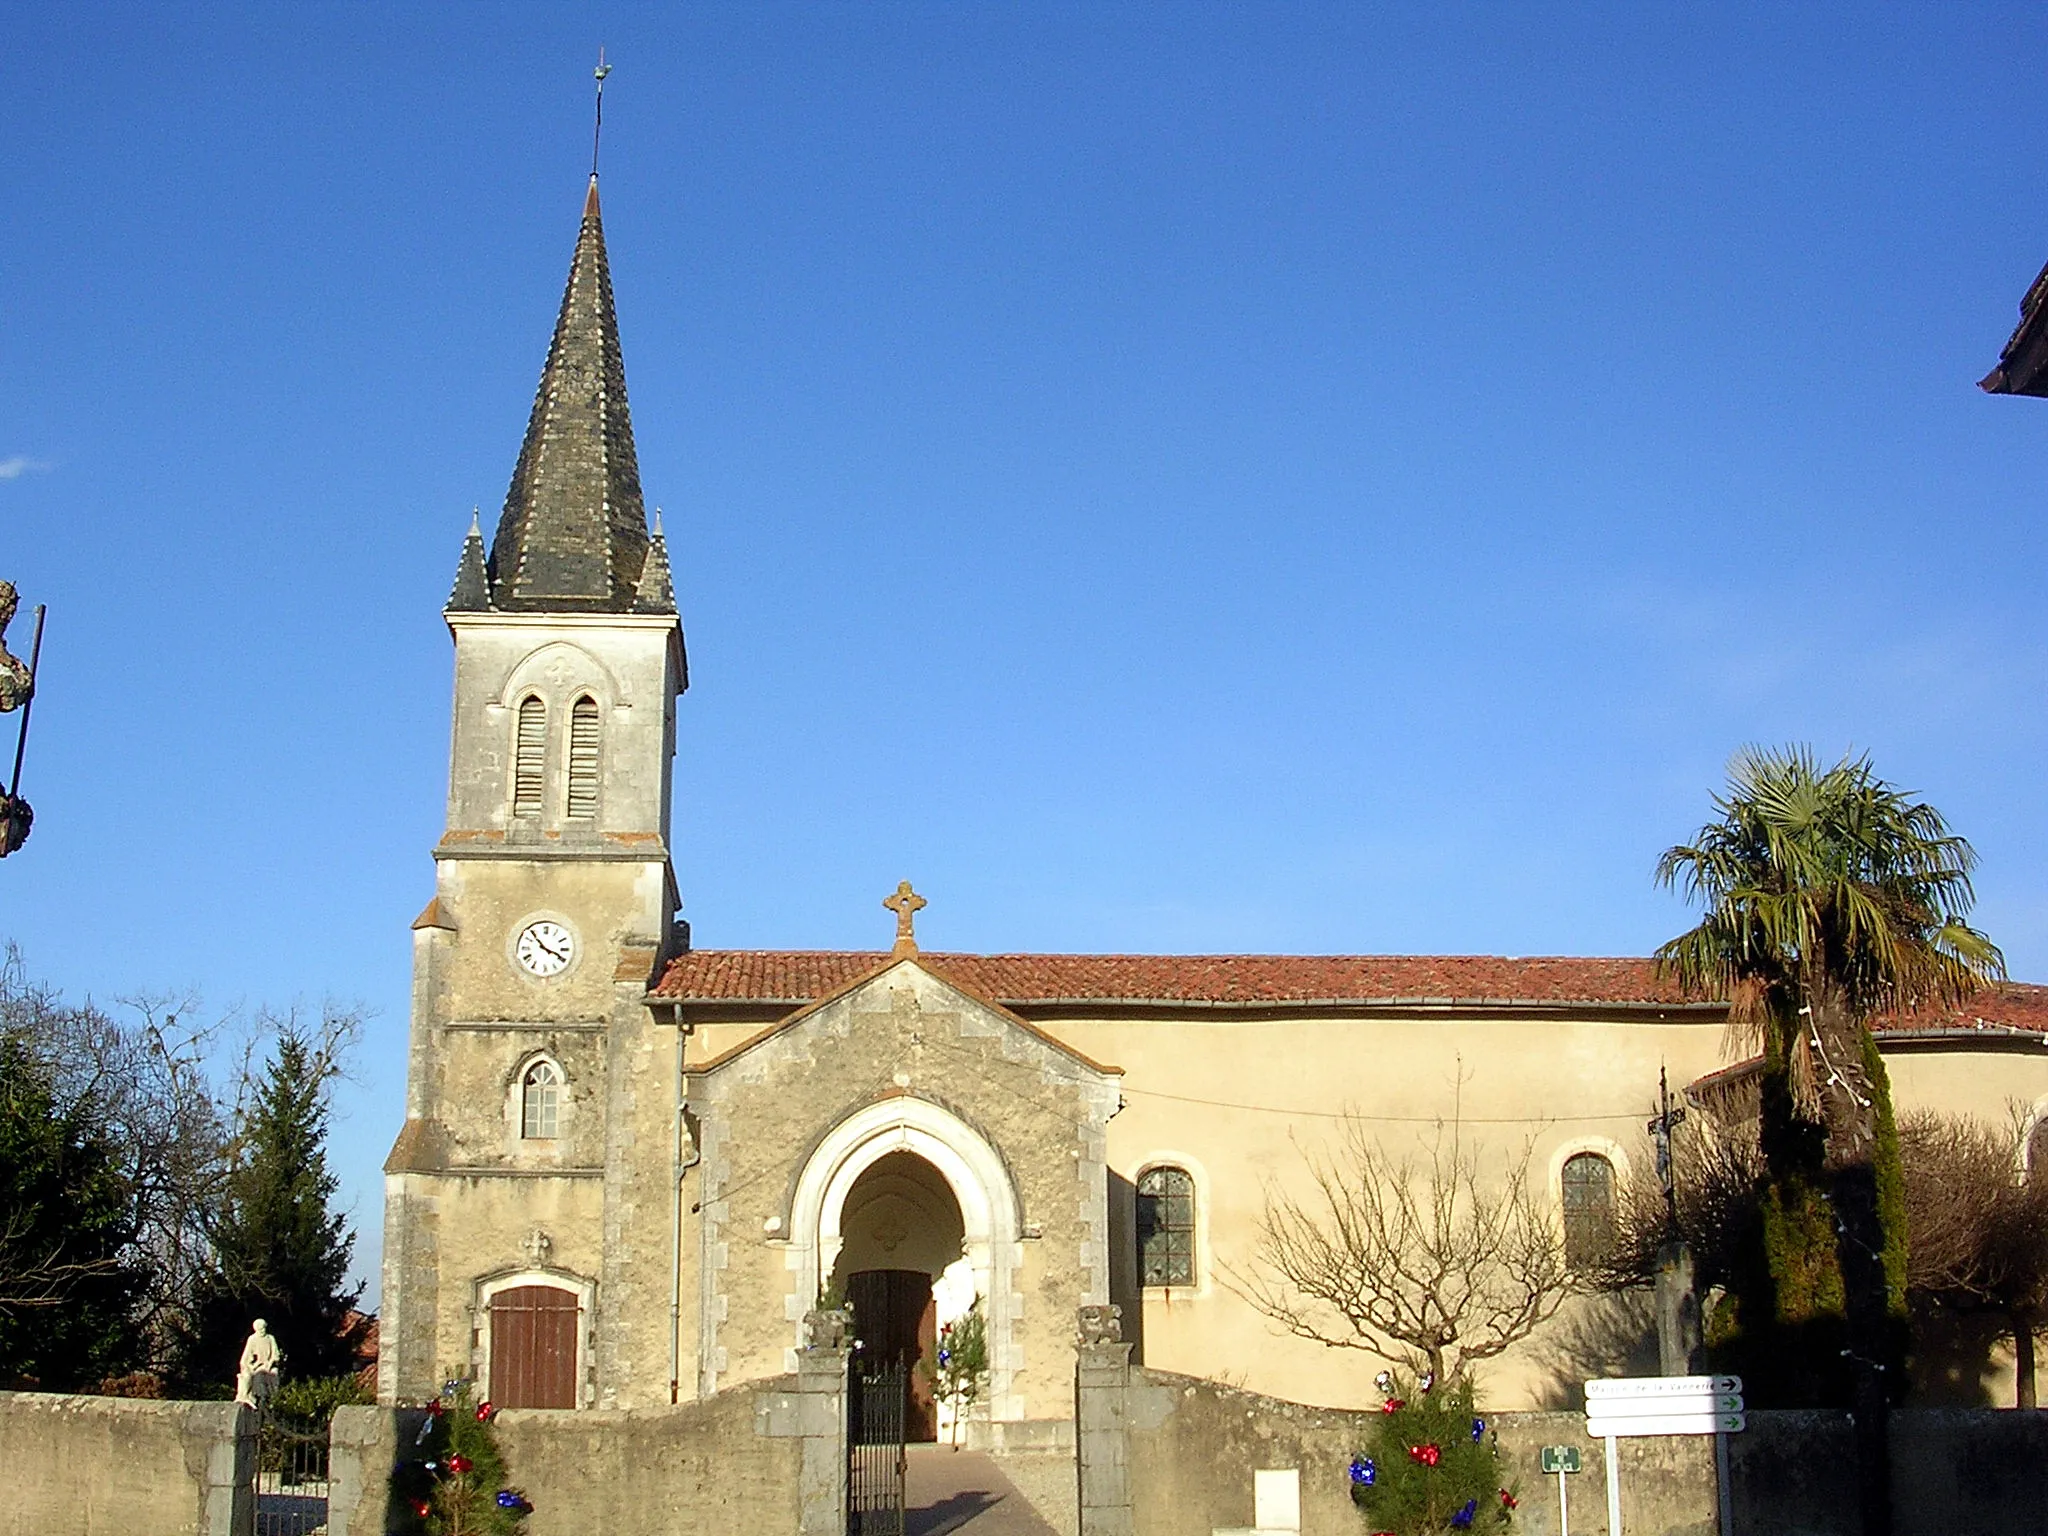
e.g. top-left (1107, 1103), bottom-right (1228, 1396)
top-left (1657, 747), bottom-right (2002, 1536)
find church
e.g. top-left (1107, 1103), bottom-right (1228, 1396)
top-left (379, 173), bottom-right (2048, 1428)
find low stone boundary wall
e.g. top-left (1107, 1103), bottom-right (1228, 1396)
top-left (1074, 1344), bottom-right (2048, 1536)
top-left (330, 1343), bottom-right (847, 1536)
top-left (0, 1391), bottom-right (254, 1536)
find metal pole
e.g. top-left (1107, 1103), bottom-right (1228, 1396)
top-left (9, 604), bottom-right (45, 795)
top-left (1558, 1466), bottom-right (1569, 1536)
top-left (1714, 1430), bottom-right (1732, 1536)
top-left (1604, 1434), bottom-right (1622, 1536)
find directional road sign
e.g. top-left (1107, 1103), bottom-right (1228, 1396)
top-left (1583, 1375), bottom-right (1745, 1439)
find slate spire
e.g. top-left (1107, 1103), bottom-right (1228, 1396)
top-left (633, 509), bottom-right (677, 614)
top-left (446, 509), bottom-right (492, 610)
top-left (473, 175), bottom-right (663, 613)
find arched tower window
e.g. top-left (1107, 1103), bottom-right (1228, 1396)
top-left (566, 695), bottom-right (600, 820)
top-left (522, 1061), bottom-right (561, 1140)
top-left (1562, 1152), bottom-right (1616, 1267)
top-left (1137, 1166), bottom-right (1196, 1287)
top-left (513, 696), bottom-right (547, 819)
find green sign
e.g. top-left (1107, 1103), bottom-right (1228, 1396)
top-left (1540, 1446), bottom-right (1582, 1475)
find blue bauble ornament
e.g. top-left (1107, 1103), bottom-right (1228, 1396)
top-left (1450, 1498), bottom-right (1478, 1528)
top-left (1471, 1417), bottom-right (1485, 1442)
top-left (1349, 1456), bottom-right (1376, 1486)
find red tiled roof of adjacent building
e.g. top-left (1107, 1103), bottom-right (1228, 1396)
top-left (649, 950), bottom-right (2048, 1033)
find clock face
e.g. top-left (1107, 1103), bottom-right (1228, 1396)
top-left (515, 921), bottom-right (575, 977)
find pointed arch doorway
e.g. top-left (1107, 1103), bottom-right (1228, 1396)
top-left (834, 1152), bottom-right (965, 1441)
top-left (790, 1097), bottom-right (1024, 1430)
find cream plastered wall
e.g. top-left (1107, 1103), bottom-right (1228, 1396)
top-left (1883, 1042), bottom-right (2048, 1137)
top-left (1039, 1009), bottom-right (1731, 1411)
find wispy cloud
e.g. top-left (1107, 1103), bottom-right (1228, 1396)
top-left (0, 457), bottom-right (52, 480)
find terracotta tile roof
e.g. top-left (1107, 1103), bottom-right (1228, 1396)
top-left (652, 951), bottom-right (1694, 1007)
top-left (1867, 983), bottom-right (2048, 1037)
top-left (650, 951), bottom-right (2048, 1032)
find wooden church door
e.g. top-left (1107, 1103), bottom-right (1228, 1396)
top-left (489, 1285), bottom-right (579, 1408)
top-left (847, 1269), bottom-right (938, 1441)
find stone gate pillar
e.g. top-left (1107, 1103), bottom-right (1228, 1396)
top-left (1076, 1304), bottom-right (1134, 1536)
top-left (796, 1309), bottom-right (852, 1536)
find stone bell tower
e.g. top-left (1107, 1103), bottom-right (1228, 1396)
top-left (381, 174), bottom-right (688, 1408)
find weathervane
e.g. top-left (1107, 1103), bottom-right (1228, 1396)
top-left (591, 48), bottom-right (612, 180)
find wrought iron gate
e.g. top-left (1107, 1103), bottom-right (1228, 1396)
top-left (253, 1409), bottom-right (330, 1536)
top-left (847, 1360), bottom-right (907, 1536)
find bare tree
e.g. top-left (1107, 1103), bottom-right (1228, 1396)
top-left (0, 961), bottom-right (232, 1362)
top-left (1593, 1117), bottom-right (1763, 1298)
top-left (0, 945), bottom-right (366, 1376)
top-left (1237, 1116), bottom-right (1576, 1383)
top-left (1898, 1109), bottom-right (2048, 1408)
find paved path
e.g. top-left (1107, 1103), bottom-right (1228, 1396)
top-left (905, 1445), bottom-right (1063, 1536)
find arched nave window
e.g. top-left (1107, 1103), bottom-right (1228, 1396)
top-left (521, 1061), bottom-right (561, 1140)
top-left (1561, 1151), bottom-right (1616, 1267)
top-left (1137, 1166), bottom-right (1196, 1287)
top-left (513, 696), bottom-right (547, 819)
top-left (566, 695), bottom-right (600, 820)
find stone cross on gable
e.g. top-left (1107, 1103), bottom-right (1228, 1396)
top-left (884, 881), bottom-right (927, 956)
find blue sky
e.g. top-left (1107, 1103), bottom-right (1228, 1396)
top-left (5, 5), bottom-right (2046, 1302)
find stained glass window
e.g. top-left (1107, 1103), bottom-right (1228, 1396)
top-left (1562, 1152), bottom-right (1615, 1267)
top-left (1137, 1166), bottom-right (1196, 1287)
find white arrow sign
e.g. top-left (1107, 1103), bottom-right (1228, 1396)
top-left (1584, 1411), bottom-right (1747, 1438)
top-left (1584, 1375), bottom-right (1741, 1399)
top-left (1585, 1392), bottom-right (1743, 1418)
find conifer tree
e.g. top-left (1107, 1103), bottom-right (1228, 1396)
top-left (0, 1031), bottom-right (140, 1387)
top-left (174, 1027), bottom-right (366, 1390)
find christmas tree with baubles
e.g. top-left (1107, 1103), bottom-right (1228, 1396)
top-left (391, 1379), bottom-right (532, 1536)
top-left (1348, 1370), bottom-right (1517, 1535)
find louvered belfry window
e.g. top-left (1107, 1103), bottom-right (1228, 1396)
top-left (567, 696), bottom-right (600, 820)
top-left (513, 697), bottom-right (547, 818)
top-left (1137, 1166), bottom-right (1196, 1287)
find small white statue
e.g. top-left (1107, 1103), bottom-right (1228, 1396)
top-left (233, 1319), bottom-right (283, 1410)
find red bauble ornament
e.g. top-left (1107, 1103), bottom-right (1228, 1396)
top-left (1407, 1444), bottom-right (1426, 1463)
top-left (447, 1454), bottom-right (473, 1475)
top-left (1418, 1443), bottom-right (1441, 1467)
top-left (475, 1400), bottom-right (495, 1422)
top-left (410, 1497), bottom-right (431, 1518)
top-left (1500, 1490), bottom-right (1518, 1509)
top-left (427, 1398), bottom-right (444, 1416)
top-left (1381, 1398), bottom-right (1406, 1413)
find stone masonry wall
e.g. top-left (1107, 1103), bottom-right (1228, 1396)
top-left (687, 961), bottom-right (1118, 1420)
top-left (1095, 1368), bottom-right (2048, 1536)
top-left (0, 1392), bottom-right (253, 1536)
top-left (331, 1354), bottom-right (846, 1536)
